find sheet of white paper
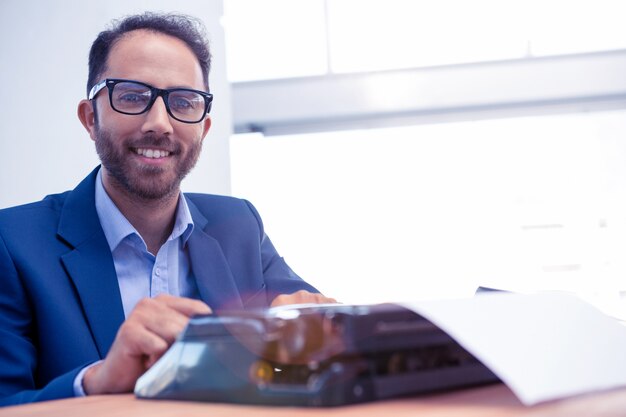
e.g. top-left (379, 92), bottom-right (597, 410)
top-left (401, 293), bottom-right (626, 405)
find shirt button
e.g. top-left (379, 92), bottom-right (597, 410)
top-left (155, 268), bottom-right (161, 276)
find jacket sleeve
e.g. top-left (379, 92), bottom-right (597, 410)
top-left (243, 200), bottom-right (320, 300)
top-left (0, 232), bottom-right (81, 406)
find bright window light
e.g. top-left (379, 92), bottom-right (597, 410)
top-left (222, 0), bottom-right (328, 81)
top-left (327, 0), bottom-right (529, 72)
top-left (328, 0), bottom-right (626, 72)
top-left (224, 0), bottom-right (626, 80)
top-left (230, 110), bottom-right (626, 304)
top-left (526, 0), bottom-right (626, 56)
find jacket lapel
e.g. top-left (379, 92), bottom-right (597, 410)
top-left (186, 197), bottom-right (243, 311)
top-left (57, 167), bottom-right (125, 358)
top-left (55, 171), bottom-right (245, 356)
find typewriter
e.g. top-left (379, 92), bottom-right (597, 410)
top-left (135, 303), bottom-right (499, 406)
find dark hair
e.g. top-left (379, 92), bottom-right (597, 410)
top-left (86, 12), bottom-right (211, 96)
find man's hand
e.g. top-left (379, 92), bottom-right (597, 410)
top-left (83, 294), bottom-right (211, 395)
top-left (270, 290), bottom-right (337, 307)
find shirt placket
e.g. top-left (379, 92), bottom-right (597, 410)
top-left (151, 244), bottom-right (169, 297)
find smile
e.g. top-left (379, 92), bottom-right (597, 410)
top-left (133, 148), bottom-right (171, 159)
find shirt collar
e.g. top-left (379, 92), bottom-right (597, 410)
top-left (172, 191), bottom-right (195, 245)
top-left (94, 168), bottom-right (194, 251)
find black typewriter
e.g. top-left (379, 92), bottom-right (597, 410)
top-left (134, 303), bottom-right (499, 406)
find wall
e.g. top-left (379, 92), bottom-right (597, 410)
top-left (0, 0), bottom-right (231, 209)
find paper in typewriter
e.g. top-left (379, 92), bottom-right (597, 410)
top-left (402, 292), bottom-right (626, 405)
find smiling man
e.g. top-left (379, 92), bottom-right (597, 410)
top-left (0, 13), bottom-right (333, 406)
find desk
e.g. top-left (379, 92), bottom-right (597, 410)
top-left (1, 384), bottom-right (626, 417)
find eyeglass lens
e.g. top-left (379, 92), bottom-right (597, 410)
top-left (111, 81), bottom-right (206, 122)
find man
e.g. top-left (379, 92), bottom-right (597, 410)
top-left (0, 12), bottom-right (333, 406)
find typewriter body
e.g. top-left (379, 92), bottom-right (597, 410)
top-left (135, 303), bottom-right (498, 406)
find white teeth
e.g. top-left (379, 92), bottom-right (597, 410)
top-left (135, 148), bottom-right (171, 158)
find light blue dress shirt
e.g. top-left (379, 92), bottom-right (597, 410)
top-left (74, 169), bottom-right (201, 395)
top-left (94, 169), bottom-right (201, 317)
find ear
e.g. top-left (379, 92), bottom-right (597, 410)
top-left (200, 115), bottom-right (212, 141)
top-left (77, 99), bottom-right (97, 141)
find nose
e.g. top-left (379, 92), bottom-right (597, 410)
top-left (141, 96), bottom-right (174, 135)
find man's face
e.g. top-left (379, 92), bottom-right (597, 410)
top-left (90, 30), bottom-right (211, 201)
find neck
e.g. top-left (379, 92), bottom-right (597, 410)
top-left (102, 174), bottom-right (179, 255)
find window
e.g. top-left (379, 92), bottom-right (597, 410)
top-left (224, 0), bottom-right (626, 80)
top-left (225, 1), bottom-right (626, 313)
top-left (231, 110), bottom-right (626, 305)
top-left (223, 0), bottom-right (327, 81)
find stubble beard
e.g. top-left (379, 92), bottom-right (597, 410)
top-left (94, 128), bottom-right (202, 201)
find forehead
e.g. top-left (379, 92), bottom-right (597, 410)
top-left (104, 29), bottom-right (204, 90)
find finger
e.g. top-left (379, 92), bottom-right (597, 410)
top-left (131, 298), bottom-right (189, 336)
top-left (142, 314), bottom-right (189, 345)
top-left (315, 294), bottom-right (338, 304)
top-left (129, 298), bottom-right (199, 344)
top-left (115, 319), bottom-right (170, 358)
top-left (132, 329), bottom-right (170, 359)
top-left (144, 352), bottom-right (164, 369)
top-left (271, 291), bottom-right (338, 307)
top-left (306, 293), bottom-right (336, 304)
top-left (155, 294), bottom-right (212, 316)
top-left (270, 293), bottom-right (292, 307)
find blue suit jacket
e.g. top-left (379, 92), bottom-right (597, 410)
top-left (0, 168), bottom-right (317, 406)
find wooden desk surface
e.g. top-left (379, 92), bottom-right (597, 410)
top-left (2, 384), bottom-right (626, 417)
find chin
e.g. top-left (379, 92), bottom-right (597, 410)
top-left (131, 179), bottom-right (180, 200)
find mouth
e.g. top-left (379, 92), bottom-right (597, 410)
top-left (132, 147), bottom-right (172, 159)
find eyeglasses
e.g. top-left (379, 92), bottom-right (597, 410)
top-left (88, 78), bottom-right (213, 124)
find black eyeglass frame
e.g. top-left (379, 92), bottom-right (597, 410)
top-left (88, 78), bottom-right (213, 124)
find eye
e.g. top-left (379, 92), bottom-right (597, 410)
top-left (111, 81), bottom-right (152, 111)
top-left (169, 92), bottom-right (203, 113)
top-left (118, 91), bottom-right (150, 104)
top-left (170, 97), bottom-right (194, 110)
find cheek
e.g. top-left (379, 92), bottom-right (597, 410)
top-left (100, 114), bottom-right (143, 138)
top-left (179, 126), bottom-right (206, 145)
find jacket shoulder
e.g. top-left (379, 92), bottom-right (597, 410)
top-left (184, 193), bottom-right (257, 216)
top-left (184, 193), bottom-right (263, 233)
top-left (185, 192), bottom-right (246, 206)
top-left (0, 192), bottom-right (70, 223)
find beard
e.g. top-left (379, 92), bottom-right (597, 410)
top-left (94, 128), bottom-right (202, 201)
